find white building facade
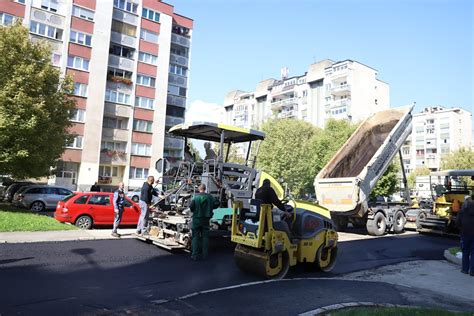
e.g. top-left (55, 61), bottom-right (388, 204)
top-left (224, 59), bottom-right (390, 129)
top-left (401, 106), bottom-right (472, 173)
top-left (1, 0), bottom-right (192, 191)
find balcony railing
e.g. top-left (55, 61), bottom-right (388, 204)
top-left (104, 102), bottom-right (132, 118)
top-left (108, 54), bottom-right (134, 72)
top-left (170, 53), bottom-right (188, 67)
top-left (164, 137), bottom-right (184, 149)
top-left (100, 150), bottom-right (127, 165)
top-left (331, 84), bottom-right (351, 94)
top-left (171, 33), bottom-right (190, 47)
top-left (277, 110), bottom-right (297, 119)
top-left (168, 73), bottom-right (188, 88)
top-left (271, 97), bottom-right (297, 110)
top-left (102, 127), bottom-right (129, 142)
top-left (165, 115), bottom-right (184, 127)
top-left (167, 95), bottom-right (186, 108)
top-left (112, 8), bottom-right (138, 25)
top-left (110, 31), bottom-right (136, 48)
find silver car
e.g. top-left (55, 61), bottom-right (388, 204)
top-left (12, 185), bottom-right (73, 211)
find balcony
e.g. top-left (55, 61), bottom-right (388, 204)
top-left (171, 33), bottom-right (190, 48)
top-left (100, 150), bottom-right (127, 166)
top-left (167, 95), bottom-right (186, 108)
top-left (165, 115), bottom-right (184, 127)
top-left (110, 31), bottom-right (136, 48)
top-left (168, 73), bottom-right (188, 88)
top-left (102, 127), bottom-right (129, 142)
top-left (108, 54), bottom-right (134, 72)
top-left (170, 53), bottom-right (188, 67)
top-left (332, 99), bottom-right (352, 107)
top-left (277, 110), bottom-right (297, 119)
top-left (426, 141), bottom-right (437, 149)
top-left (31, 7), bottom-right (65, 28)
top-left (104, 102), bottom-right (132, 118)
top-left (106, 79), bottom-right (133, 94)
top-left (271, 97), bottom-right (297, 110)
top-left (112, 8), bottom-right (138, 26)
top-left (331, 84), bottom-right (351, 95)
top-left (164, 137), bottom-right (184, 149)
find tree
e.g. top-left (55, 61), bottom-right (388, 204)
top-left (370, 162), bottom-right (400, 199)
top-left (407, 166), bottom-right (430, 189)
top-left (257, 119), bottom-right (318, 197)
top-left (440, 147), bottom-right (474, 186)
top-left (188, 141), bottom-right (202, 162)
top-left (0, 23), bottom-right (75, 179)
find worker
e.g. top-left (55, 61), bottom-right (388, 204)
top-left (111, 182), bottom-right (125, 237)
top-left (456, 196), bottom-right (474, 276)
top-left (255, 179), bottom-right (292, 225)
top-left (204, 142), bottom-right (217, 161)
top-left (190, 183), bottom-right (219, 261)
top-left (184, 144), bottom-right (195, 163)
top-left (90, 182), bottom-right (101, 192)
top-left (136, 176), bottom-right (159, 235)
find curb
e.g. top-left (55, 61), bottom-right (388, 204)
top-left (444, 249), bottom-right (461, 266)
top-left (299, 302), bottom-right (416, 315)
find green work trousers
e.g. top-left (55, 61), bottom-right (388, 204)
top-left (192, 217), bottom-right (210, 260)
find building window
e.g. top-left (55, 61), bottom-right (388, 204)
top-left (114, 0), bottom-right (138, 14)
top-left (131, 143), bottom-right (151, 156)
top-left (67, 136), bottom-right (83, 149)
top-left (135, 96), bottom-right (154, 110)
top-left (140, 29), bottom-right (159, 43)
top-left (111, 20), bottom-right (136, 37)
top-left (168, 84), bottom-right (186, 97)
top-left (51, 52), bottom-right (61, 66)
top-left (29, 21), bottom-right (63, 40)
top-left (70, 109), bottom-right (85, 122)
top-left (169, 64), bottom-right (187, 76)
top-left (133, 119), bottom-right (153, 133)
top-left (101, 141), bottom-right (126, 152)
top-left (109, 43), bottom-right (135, 59)
top-left (67, 55), bottom-right (89, 71)
top-left (138, 52), bottom-right (158, 65)
top-left (142, 8), bottom-right (160, 22)
top-left (136, 74), bottom-right (156, 87)
top-left (70, 30), bottom-right (92, 46)
top-left (41, 0), bottom-right (59, 12)
top-left (129, 167), bottom-right (149, 179)
top-left (16, 0), bottom-right (26, 3)
top-left (0, 13), bottom-right (14, 26)
top-left (103, 117), bottom-right (128, 129)
top-left (108, 67), bottom-right (132, 79)
top-left (105, 89), bottom-right (131, 105)
top-left (172, 25), bottom-right (190, 37)
top-left (72, 5), bottom-right (94, 21)
top-left (73, 83), bottom-right (88, 97)
top-left (166, 105), bottom-right (185, 118)
top-left (170, 44), bottom-right (189, 57)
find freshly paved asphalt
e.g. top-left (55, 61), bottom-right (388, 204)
top-left (0, 231), bottom-right (460, 315)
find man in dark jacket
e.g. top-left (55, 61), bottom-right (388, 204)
top-left (456, 196), bottom-right (474, 276)
top-left (136, 176), bottom-right (158, 235)
top-left (90, 182), bottom-right (101, 192)
top-left (190, 184), bottom-right (219, 261)
top-left (112, 182), bottom-right (125, 237)
top-left (255, 179), bottom-right (291, 221)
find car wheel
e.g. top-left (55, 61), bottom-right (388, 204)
top-left (75, 215), bottom-right (93, 230)
top-left (132, 195), bottom-right (139, 203)
top-left (30, 201), bottom-right (45, 212)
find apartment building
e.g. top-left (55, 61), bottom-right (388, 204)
top-left (400, 106), bottom-right (472, 173)
top-left (224, 59), bottom-right (389, 129)
top-left (1, 0), bottom-right (192, 191)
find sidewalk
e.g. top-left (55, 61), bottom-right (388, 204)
top-left (0, 228), bottom-right (137, 243)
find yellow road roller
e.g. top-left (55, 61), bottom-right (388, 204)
top-left (231, 196), bottom-right (338, 279)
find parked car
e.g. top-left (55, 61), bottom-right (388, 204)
top-left (3, 182), bottom-right (33, 203)
top-left (55, 192), bottom-right (140, 229)
top-left (12, 185), bottom-right (72, 211)
top-left (126, 188), bottom-right (141, 202)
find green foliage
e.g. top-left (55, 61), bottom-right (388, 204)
top-left (309, 119), bottom-right (357, 175)
top-left (407, 166), bottom-right (431, 188)
top-left (441, 147), bottom-right (474, 186)
top-left (257, 119), bottom-right (318, 197)
top-left (0, 23), bottom-right (75, 179)
top-left (188, 142), bottom-right (202, 162)
top-left (370, 162), bottom-right (400, 199)
top-left (225, 144), bottom-right (246, 165)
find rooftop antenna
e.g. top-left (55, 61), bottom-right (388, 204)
top-left (281, 67), bottom-right (289, 80)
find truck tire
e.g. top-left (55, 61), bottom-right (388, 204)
top-left (416, 211), bottom-right (427, 230)
top-left (366, 212), bottom-right (386, 236)
top-left (393, 210), bottom-right (406, 234)
top-left (332, 215), bottom-right (348, 232)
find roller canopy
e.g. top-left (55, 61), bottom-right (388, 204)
top-left (169, 122), bottom-right (265, 143)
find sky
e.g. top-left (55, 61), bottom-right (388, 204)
top-left (172, 0), bottom-right (473, 125)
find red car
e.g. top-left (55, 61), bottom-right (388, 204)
top-left (55, 192), bottom-right (141, 229)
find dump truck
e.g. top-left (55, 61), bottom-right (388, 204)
top-left (314, 106), bottom-right (414, 236)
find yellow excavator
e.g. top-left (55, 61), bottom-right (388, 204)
top-left (231, 172), bottom-right (338, 279)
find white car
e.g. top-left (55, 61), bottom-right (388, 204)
top-left (126, 188), bottom-right (141, 202)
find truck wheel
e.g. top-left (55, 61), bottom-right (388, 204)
top-left (416, 211), bottom-right (427, 230)
top-left (332, 215), bottom-right (348, 231)
top-left (393, 210), bottom-right (406, 234)
top-left (366, 212), bottom-right (386, 236)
